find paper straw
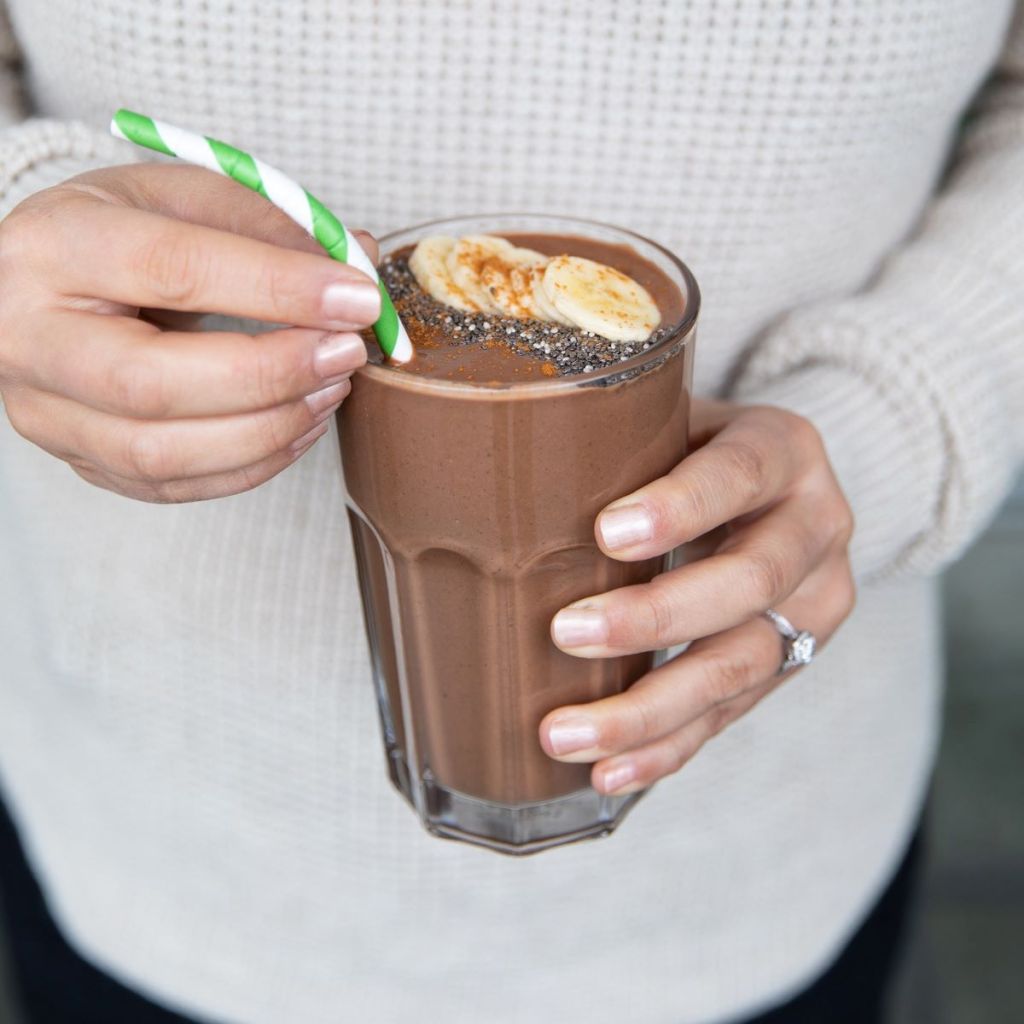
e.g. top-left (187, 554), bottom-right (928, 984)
top-left (109, 108), bottom-right (413, 363)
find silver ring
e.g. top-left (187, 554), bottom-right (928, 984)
top-left (762, 609), bottom-right (817, 674)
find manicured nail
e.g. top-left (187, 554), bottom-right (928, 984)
top-left (290, 421), bottom-right (328, 454)
top-left (305, 379), bottom-right (351, 419)
top-left (599, 504), bottom-right (654, 550)
top-left (551, 607), bottom-right (609, 648)
top-left (547, 716), bottom-right (599, 755)
top-left (600, 761), bottom-right (636, 793)
top-left (313, 333), bottom-right (367, 379)
top-left (322, 280), bottom-right (381, 325)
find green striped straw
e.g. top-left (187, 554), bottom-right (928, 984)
top-left (110, 109), bottom-right (413, 363)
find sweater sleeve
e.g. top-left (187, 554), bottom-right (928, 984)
top-left (0, 4), bottom-right (133, 220)
top-left (731, 3), bottom-right (1024, 584)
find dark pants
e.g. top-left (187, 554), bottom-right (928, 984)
top-left (0, 791), bottom-right (923, 1024)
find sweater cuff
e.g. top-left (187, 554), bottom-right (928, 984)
top-left (0, 118), bottom-right (134, 218)
top-left (731, 221), bottom-right (1024, 581)
top-left (734, 363), bottom-right (943, 582)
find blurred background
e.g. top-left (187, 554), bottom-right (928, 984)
top-left (0, 480), bottom-right (1021, 1024)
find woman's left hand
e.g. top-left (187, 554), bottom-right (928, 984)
top-left (539, 398), bottom-right (857, 795)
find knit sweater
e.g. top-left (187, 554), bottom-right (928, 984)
top-left (0, 2), bottom-right (1022, 1022)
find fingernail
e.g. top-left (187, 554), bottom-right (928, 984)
top-left (322, 281), bottom-right (381, 325)
top-left (305, 379), bottom-right (351, 419)
top-left (547, 716), bottom-right (599, 755)
top-left (599, 504), bottom-right (654, 550)
top-left (551, 607), bottom-right (609, 648)
top-left (600, 761), bottom-right (636, 793)
top-left (290, 421), bottom-right (328, 454)
top-left (314, 333), bottom-right (367, 379)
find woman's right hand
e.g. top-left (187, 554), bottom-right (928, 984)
top-left (0, 163), bottom-right (381, 502)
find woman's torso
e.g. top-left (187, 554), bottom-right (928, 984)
top-left (0, 3), bottom-right (1011, 1022)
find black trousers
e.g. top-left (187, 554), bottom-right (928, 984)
top-left (0, 790), bottom-right (923, 1024)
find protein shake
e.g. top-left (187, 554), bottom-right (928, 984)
top-left (338, 215), bottom-right (698, 854)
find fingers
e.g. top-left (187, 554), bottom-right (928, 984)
top-left (541, 617), bottom-right (775, 765)
top-left (540, 558), bottom-right (855, 790)
top-left (11, 311), bottom-right (367, 418)
top-left (69, 427), bottom-right (326, 503)
top-left (68, 164), bottom-right (379, 264)
top-left (30, 196), bottom-right (381, 328)
top-left (594, 407), bottom-right (824, 561)
top-left (552, 491), bottom-right (840, 657)
top-left (65, 164), bottom-right (322, 251)
top-left (590, 674), bottom-right (773, 796)
top-left (0, 166), bottom-right (378, 505)
top-left (5, 378), bottom-right (349, 484)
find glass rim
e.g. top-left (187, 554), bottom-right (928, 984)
top-left (357, 213), bottom-right (700, 396)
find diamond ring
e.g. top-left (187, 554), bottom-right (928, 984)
top-left (762, 609), bottom-right (817, 674)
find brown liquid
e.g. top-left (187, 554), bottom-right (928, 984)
top-left (339, 233), bottom-right (694, 809)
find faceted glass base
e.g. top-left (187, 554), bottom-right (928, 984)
top-left (384, 748), bottom-right (646, 855)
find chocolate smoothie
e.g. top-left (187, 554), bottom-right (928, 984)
top-left (338, 215), bottom-right (698, 854)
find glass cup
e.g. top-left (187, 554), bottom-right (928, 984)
top-left (338, 215), bottom-right (699, 854)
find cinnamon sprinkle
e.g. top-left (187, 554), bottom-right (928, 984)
top-left (380, 255), bottom-right (669, 378)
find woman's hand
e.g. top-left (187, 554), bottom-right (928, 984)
top-left (540, 399), bottom-right (856, 795)
top-left (0, 163), bottom-right (381, 502)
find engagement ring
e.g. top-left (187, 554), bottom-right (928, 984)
top-left (762, 609), bottom-right (817, 674)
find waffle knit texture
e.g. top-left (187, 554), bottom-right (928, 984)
top-left (0, 2), bottom-right (1022, 1022)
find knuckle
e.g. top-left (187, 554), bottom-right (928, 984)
top-left (256, 408), bottom-right (294, 456)
top-left (640, 581), bottom-right (682, 649)
top-left (257, 259), bottom-right (305, 319)
top-left (138, 226), bottom-right (210, 307)
top-left (834, 567), bottom-right (857, 621)
top-left (723, 438), bottom-right (769, 502)
top-left (71, 463), bottom-right (144, 501)
top-left (240, 202), bottom-right (310, 252)
top-left (666, 731), bottom-right (699, 774)
top-left (107, 355), bottom-right (170, 418)
top-left (638, 492), bottom-right (670, 541)
top-left (123, 427), bottom-right (176, 482)
top-left (704, 701), bottom-right (736, 739)
top-left (697, 645), bottom-right (758, 705)
top-left (248, 342), bottom-right (299, 408)
top-left (644, 487), bottom-right (691, 547)
top-left (780, 408), bottom-right (823, 456)
top-left (233, 457), bottom-right (280, 495)
top-left (69, 461), bottom-right (101, 486)
top-left (603, 692), bottom-right (661, 751)
top-left (743, 547), bottom-right (788, 605)
top-left (668, 469), bottom-right (715, 533)
top-left (832, 495), bottom-right (855, 547)
top-left (71, 463), bottom-right (123, 497)
top-left (0, 205), bottom-right (45, 278)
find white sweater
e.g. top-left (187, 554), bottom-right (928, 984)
top-left (1, 2), bottom-right (1022, 1022)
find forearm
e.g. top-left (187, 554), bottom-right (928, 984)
top-left (1, 119), bottom-right (138, 217)
top-left (732, 5), bottom-right (1024, 582)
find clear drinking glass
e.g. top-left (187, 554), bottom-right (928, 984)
top-left (338, 215), bottom-right (699, 854)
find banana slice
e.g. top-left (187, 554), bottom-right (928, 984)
top-left (542, 256), bottom-right (661, 342)
top-left (480, 245), bottom-right (548, 319)
top-left (530, 264), bottom-right (573, 325)
top-left (408, 236), bottom-right (479, 312)
top-left (445, 235), bottom-right (516, 314)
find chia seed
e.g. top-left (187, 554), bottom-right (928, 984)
top-left (379, 255), bottom-right (672, 378)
